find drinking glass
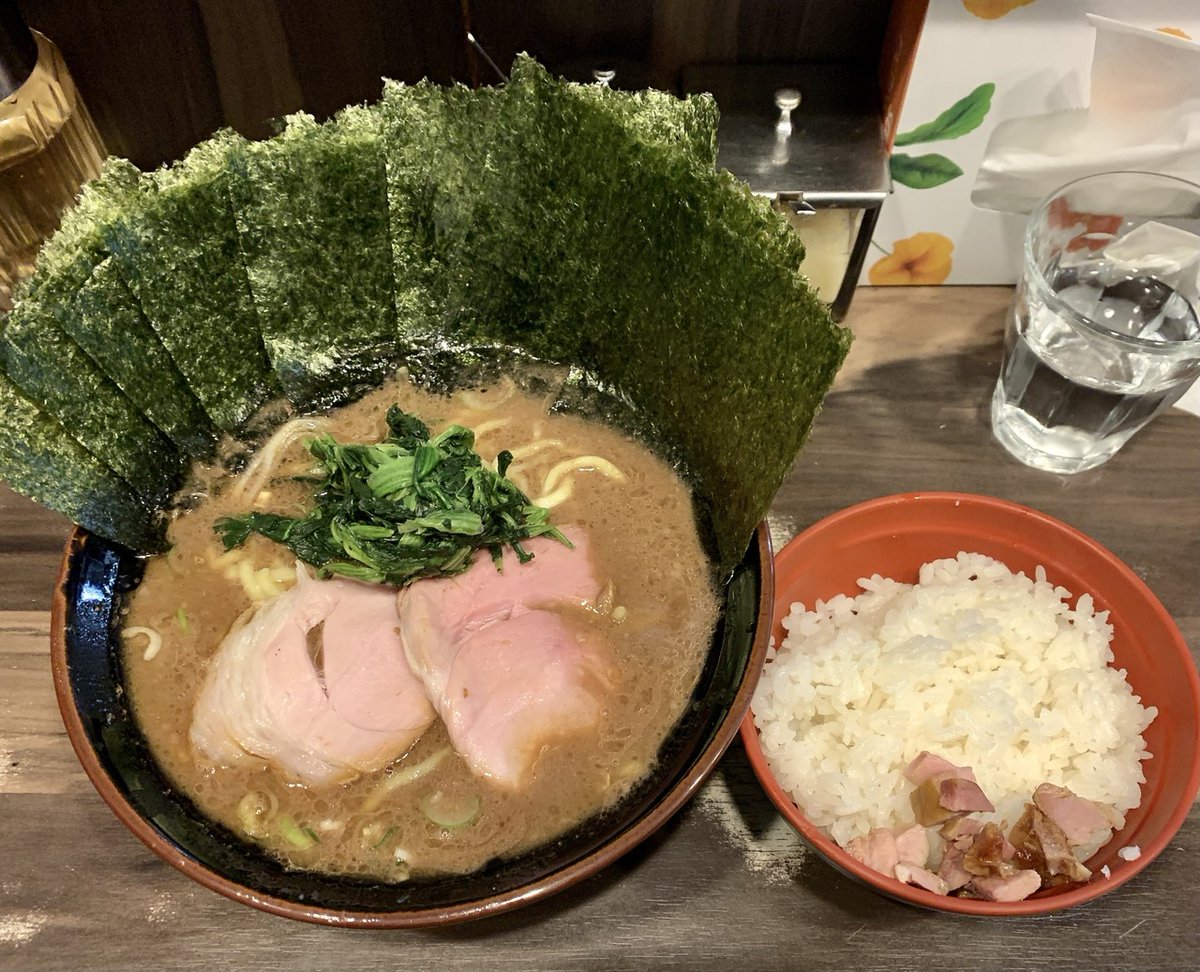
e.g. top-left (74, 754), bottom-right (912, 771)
top-left (991, 171), bottom-right (1200, 474)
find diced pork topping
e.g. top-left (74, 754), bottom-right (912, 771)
top-left (971, 869), bottom-right (1042, 903)
top-left (844, 828), bottom-right (900, 877)
top-left (911, 775), bottom-right (995, 826)
top-left (1033, 783), bottom-right (1116, 848)
top-left (962, 822), bottom-right (1016, 879)
top-left (1010, 803), bottom-right (1092, 883)
top-left (836, 754), bottom-right (1122, 904)
top-left (903, 751), bottom-right (978, 786)
top-left (938, 777), bottom-right (996, 814)
top-left (938, 816), bottom-right (983, 842)
top-left (894, 825), bottom-right (930, 868)
top-left (937, 838), bottom-right (974, 892)
top-left (895, 863), bottom-right (948, 896)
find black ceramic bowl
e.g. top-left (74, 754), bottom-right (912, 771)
top-left (51, 522), bottom-right (772, 926)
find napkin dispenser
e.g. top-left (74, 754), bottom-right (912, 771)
top-left (682, 64), bottom-right (891, 321)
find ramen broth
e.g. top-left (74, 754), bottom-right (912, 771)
top-left (121, 373), bottom-right (718, 880)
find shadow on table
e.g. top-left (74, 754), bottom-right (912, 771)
top-left (405, 808), bottom-right (685, 941)
top-left (700, 738), bottom-right (930, 924)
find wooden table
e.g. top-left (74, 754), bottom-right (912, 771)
top-left (2, 287), bottom-right (1197, 971)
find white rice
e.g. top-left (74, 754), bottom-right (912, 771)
top-left (752, 551), bottom-right (1156, 847)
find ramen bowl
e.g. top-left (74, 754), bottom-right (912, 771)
top-left (740, 492), bottom-right (1200, 916)
top-left (32, 61), bottom-right (833, 929)
top-left (52, 521), bottom-right (772, 927)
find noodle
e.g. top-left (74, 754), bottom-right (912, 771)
top-left (231, 416), bottom-right (331, 502)
top-left (120, 372), bottom-right (718, 881)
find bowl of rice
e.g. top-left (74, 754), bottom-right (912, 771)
top-left (740, 491), bottom-right (1200, 915)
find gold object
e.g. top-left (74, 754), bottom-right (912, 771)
top-left (0, 30), bottom-right (105, 310)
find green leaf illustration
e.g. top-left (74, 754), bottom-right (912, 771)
top-left (890, 153), bottom-right (963, 189)
top-left (894, 83), bottom-right (995, 147)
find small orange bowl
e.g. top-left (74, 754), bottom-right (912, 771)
top-left (740, 492), bottom-right (1200, 916)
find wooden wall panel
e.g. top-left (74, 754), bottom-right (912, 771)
top-left (649, 0), bottom-right (740, 89)
top-left (750, 0), bottom-right (893, 62)
top-left (468, 0), bottom-right (655, 80)
top-left (17, 0), bottom-right (468, 167)
top-left (272, 0), bottom-right (467, 119)
top-left (19, 0), bottom-right (224, 168)
top-left (14, 0), bottom-right (892, 168)
top-left (197, 0), bottom-right (303, 141)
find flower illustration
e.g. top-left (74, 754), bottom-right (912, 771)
top-left (890, 83), bottom-right (994, 190)
top-left (869, 233), bottom-right (954, 285)
top-left (962, 0), bottom-right (1036, 20)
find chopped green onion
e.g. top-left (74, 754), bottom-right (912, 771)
top-left (371, 825), bottom-right (399, 850)
top-left (277, 813), bottom-right (318, 849)
top-left (175, 606), bottom-right (189, 633)
top-left (361, 746), bottom-right (452, 813)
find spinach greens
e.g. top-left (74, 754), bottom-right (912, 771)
top-left (215, 406), bottom-right (568, 586)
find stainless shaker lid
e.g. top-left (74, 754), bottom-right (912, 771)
top-left (682, 62), bottom-right (890, 206)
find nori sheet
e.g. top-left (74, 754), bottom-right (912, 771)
top-left (72, 258), bottom-right (216, 457)
top-left (103, 131), bottom-right (279, 432)
top-left (0, 60), bottom-right (848, 569)
top-left (378, 76), bottom-right (717, 333)
top-left (428, 58), bottom-right (850, 574)
top-left (27, 159), bottom-right (218, 459)
top-left (24, 157), bottom-right (140, 290)
top-left (0, 371), bottom-right (163, 550)
top-left (229, 107), bottom-right (398, 410)
top-left (0, 300), bottom-right (184, 510)
top-left (573, 82), bottom-right (719, 167)
top-left (378, 80), bottom-right (506, 343)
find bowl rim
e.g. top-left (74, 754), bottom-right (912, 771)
top-left (51, 521), bottom-right (774, 927)
top-left (739, 490), bottom-right (1200, 917)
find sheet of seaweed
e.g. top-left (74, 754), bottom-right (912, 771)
top-left (0, 300), bottom-right (184, 510)
top-left (377, 72), bottom-right (724, 464)
top-left (378, 80), bottom-right (506, 343)
top-left (24, 158), bottom-right (140, 291)
top-left (573, 83), bottom-right (719, 166)
top-left (73, 258), bottom-right (216, 457)
top-left (377, 76), bottom-right (716, 339)
top-left (430, 58), bottom-right (850, 575)
top-left (103, 131), bottom-right (278, 432)
top-left (0, 372), bottom-right (162, 550)
top-left (27, 159), bottom-right (219, 459)
top-left (229, 107), bottom-right (398, 410)
top-left (0, 62), bottom-right (846, 567)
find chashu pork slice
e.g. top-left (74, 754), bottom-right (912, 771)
top-left (398, 530), bottom-right (615, 788)
top-left (190, 567), bottom-right (435, 786)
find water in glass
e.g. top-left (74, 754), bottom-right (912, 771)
top-left (992, 256), bottom-right (1200, 474)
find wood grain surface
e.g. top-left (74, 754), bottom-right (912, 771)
top-left (1, 287), bottom-right (1197, 971)
top-left (16, 0), bottom-right (891, 169)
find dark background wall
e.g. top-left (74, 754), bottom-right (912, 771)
top-left (17, 0), bottom-right (892, 169)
